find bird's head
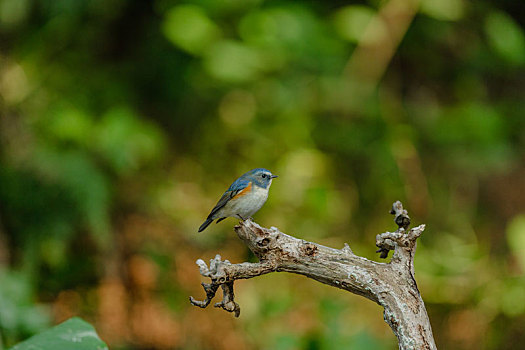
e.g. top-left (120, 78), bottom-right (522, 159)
top-left (244, 168), bottom-right (278, 189)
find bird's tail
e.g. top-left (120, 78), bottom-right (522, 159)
top-left (198, 218), bottom-right (214, 232)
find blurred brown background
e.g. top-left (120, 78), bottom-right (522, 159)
top-left (0, 0), bottom-right (524, 349)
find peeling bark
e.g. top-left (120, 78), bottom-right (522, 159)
top-left (190, 201), bottom-right (436, 350)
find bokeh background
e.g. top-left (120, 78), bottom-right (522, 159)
top-left (0, 0), bottom-right (524, 349)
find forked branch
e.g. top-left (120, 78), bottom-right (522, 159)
top-left (190, 201), bottom-right (436, 350)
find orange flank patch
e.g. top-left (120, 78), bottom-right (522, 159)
top-left (232, 182), bottom-right (252, 199)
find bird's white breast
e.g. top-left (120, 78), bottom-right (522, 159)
top-left (223, 185), bottom-right (269, 218)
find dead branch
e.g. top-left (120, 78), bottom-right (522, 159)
top-left (190, 201), bottom-right (436, 350)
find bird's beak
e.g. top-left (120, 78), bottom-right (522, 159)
top-left (271, 175), bottom-right (278, 178)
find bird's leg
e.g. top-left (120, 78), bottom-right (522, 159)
top-left (236, 214), bottom-right (246, 221)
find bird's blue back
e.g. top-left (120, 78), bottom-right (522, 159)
top-left (227, 178), bottom-right (251, 192)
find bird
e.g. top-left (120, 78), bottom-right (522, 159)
top-left (198, 168), bottom-right (278, 232)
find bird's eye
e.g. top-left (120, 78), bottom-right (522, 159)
top-left (261, 174), bottom-right (267, 178)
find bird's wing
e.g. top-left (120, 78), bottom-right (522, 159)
top-left (207, 179), bottom-right (252, 219)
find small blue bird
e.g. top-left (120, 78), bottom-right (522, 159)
top-left (198, 168), bottom-right (278, 232)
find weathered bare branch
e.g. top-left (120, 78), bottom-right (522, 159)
top-left (190, 201), bottom-right (436, 350)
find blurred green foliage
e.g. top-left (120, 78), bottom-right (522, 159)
top-left (0, 0), bottom-right (524, 349)
top-left (0, 269), bottom-right (50, 347)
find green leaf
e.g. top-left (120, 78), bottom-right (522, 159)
top-left (485, 11), bottom-right (525, 64)
top-left (94, 107), bottom-right (166, 176)
top-left (10, 317), bottom-right (108, 350)
top-left (420, 0), bottom-right (465, 21)
top-left (162, 4), bottom-right (221, 55)
top-left (333, 5), bottom-right (375, 43)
